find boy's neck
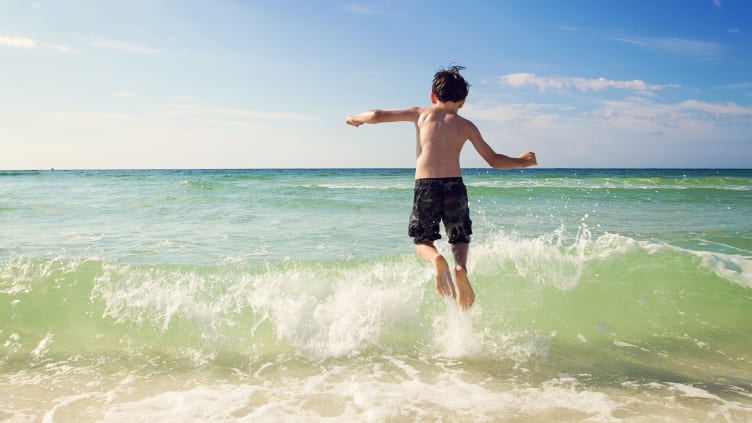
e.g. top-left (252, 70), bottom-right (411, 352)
top-left (433, 99), bottom-right (464, 113)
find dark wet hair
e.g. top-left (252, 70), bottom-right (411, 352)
top-left (432, 65), bottom-right (470, 102)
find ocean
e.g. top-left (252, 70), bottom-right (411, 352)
top-left (1, 168), bottom-right (751, 422)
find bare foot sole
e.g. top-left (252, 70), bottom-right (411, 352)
top-left (454, 268), bottom-right (475, 311)
top-left (433, 255), bottom-right (456, 299)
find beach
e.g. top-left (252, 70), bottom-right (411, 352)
top-left (1, 168), bottom-right (751, 421)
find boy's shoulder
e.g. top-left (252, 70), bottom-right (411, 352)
top-left (418, 107), bottom-right (474, 127)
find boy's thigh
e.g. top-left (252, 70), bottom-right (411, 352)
top-left (408, 185), bottom-right (442, 242)
top-left (441, 181), bottom-right (472, 244)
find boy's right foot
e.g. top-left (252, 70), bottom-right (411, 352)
top-left (433, 255), bottom-right (456, 299)
top-left (454, 267), bottom-right (474, 310)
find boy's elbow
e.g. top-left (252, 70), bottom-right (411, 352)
top-left (370, 109), bottom-right (387, 123)
top-left (491, 155), bottom-right (524, 170)
top-left (489, 155), bottom-right (511, 170)
top-left (368, 110), bottom-right (381, 123)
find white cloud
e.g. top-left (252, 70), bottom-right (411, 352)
top-left (498, 73), bottom-right (675, 93)
top-left (0, 35), bottom-right (37, 49)
top-left (457, 95), bottom-right (752, 168)
top-left (556, 25), bottom-right (577, 31)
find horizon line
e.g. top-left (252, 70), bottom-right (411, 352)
top-left (2, 167), bottom-right (751, 172)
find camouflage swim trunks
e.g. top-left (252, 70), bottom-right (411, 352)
top-left (408, 177), bottom-right (472, 244)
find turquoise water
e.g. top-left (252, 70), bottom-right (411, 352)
top-left (1, 168), bottom-right (751, 421)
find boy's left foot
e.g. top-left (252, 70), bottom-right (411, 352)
top-left (454, 267), bottom-right (474, 311)
top-left (433, 255), bottom-right (456, 299)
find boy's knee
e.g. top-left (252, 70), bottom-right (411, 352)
top-left (415, 239), bottom-right (435, 247)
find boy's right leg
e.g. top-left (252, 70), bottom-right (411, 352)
top-left (415, 241), bottom-right (456, 300)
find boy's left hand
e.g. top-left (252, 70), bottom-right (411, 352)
top-left (519, 151), bottom-right (537, 167)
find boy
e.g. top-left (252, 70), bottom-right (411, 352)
top-left (346, 65), bottom-right (537, 310)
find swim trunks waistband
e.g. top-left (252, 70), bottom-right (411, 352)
top-left (414, 177), bottom-right (463, 186)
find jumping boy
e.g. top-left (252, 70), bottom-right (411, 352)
top-left (346, 65), bottom-right (537, 310)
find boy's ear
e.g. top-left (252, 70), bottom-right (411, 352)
top-left (430, 92), bottom-right (437, 104)
top-left (458, 99), bottom-right (465, 108)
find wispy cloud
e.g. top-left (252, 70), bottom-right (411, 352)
top-left (152, 104), bottom-right (318, 122)
top-left (463, 102), bottom-right (563, 124)
top-left (713, 0), bottom-right (722, 8)
top-left (0, 34), bottom-right (79, 54)
top-left (465, 92), bottom-right (752, 133)
top-left (72, 34), bottom-right (160, 54)
top-left (722, 82), bottom-right (752, 90)
top-left (42, 42), bottom-right (80, 54)
top-left (342, 3), bottom-right (382, 15)
top-left (610, 35), bottom-right (723, 59)
top-left (2, 33), bottom-right (156, 55)
top-left (586, 97), bottom-right (752, 133)
top-left (556, 25), bottom-right (577, 31)
top-left (0, 34), bottom-right (37, 48)
top-left (498, 73), bottom-right (676, 93)
top-left (677, 99), bottom-right (752, 116)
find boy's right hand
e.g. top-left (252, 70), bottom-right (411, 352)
top-left (346, 115), bottom-right (364, 127)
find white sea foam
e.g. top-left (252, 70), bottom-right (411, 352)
top-left (666, 382), bottom-right (723, 401)
top-left (590, 232), bottom-right (752, 289)
top-left (432, 304), bottom-right (480, 358)
top-left (473, 226), bottom-right (752, 292)
top-left (31, 332), bottom-right (54, 359)
top-left (695, 250), bottom-right (752, 289)
top-left (236, 261), bottom-right (427, 359)
top-left (3, 371), bottom-right (734, 423)
top-left (472, 224), bottom-right (590, 290)
top-left (98, 370), bottom-right (623, 422)
top-left (95, 264), bottom-right (230, 333)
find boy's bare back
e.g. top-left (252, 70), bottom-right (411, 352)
top-left (414, 104), bottom-right (475, 179)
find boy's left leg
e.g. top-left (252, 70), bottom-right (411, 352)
top-left (451, 242), bottom-right (475, 310)
top-left (415, 241), bottom-right (456, 300)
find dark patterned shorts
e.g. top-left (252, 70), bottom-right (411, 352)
top-left (408, 177), bottom-right (472, 244)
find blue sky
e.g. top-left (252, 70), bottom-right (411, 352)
top-left (1, 0), bottom-right (751, 169)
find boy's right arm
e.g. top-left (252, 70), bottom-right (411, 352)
top-left (346, 107), bottom-right (421, 127)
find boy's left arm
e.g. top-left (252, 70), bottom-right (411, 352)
top-left (346, 107), bottom-right (420, 127)
top-left (467, 123), bottom-right (537, 169)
